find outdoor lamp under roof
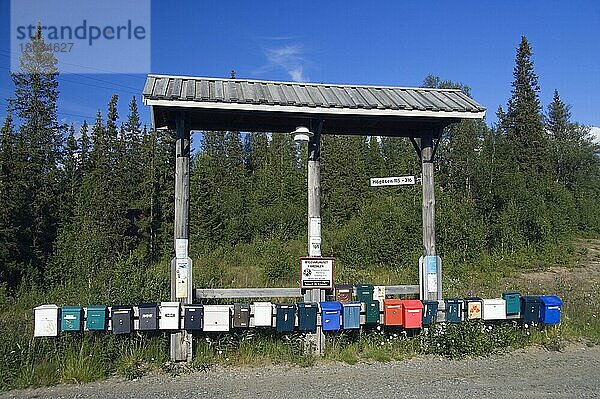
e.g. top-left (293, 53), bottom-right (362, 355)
top-left (292, 126), bottom-right (313, 143)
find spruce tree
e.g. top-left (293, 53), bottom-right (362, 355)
top-left (500, 36), bottom-right (549, 176)
top-left (8, 25), bottom-right (64, 287)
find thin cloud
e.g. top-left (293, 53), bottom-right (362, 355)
top-left (260, 44), bottom-right (309, 82)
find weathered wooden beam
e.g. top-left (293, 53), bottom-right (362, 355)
top-left (193, 285), bottom-right (420, 299)
top-left (304, 126), bottom-right (325, 355)
top-left (171, 113), bottom-right (192, 363)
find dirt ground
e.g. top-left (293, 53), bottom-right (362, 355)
top-left (2, 343), bottom-right (599, 399)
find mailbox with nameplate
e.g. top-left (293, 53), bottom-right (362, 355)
top-left (183, 304), bottom-right (203, 330)
top-left (320, 301), bottom-right (342, 331)
top-left (335, 284), bottom-right (354, 302)
top-left (138, 303), bottom-right (158, 331)
top-left (111, 306), bottom-right (133, 334)
top-left (276, 304), bottom-right (296, 332)
top-left (159, 302), bottom-right (180, 330)
top-left (297, 302), bottom-right (318, 332)
top-left (85, 306), bottom-right (108, 331)
top-left (61, 306), bottom-right (83, 332)
top-left (233, 303), bottom-right (250, 328)
top-left (253, 302), bottom-right (273, 327)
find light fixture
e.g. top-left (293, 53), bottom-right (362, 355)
top-left (292, 126), bottom-right (313, 143)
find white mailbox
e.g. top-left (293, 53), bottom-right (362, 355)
top-left (159, 302), bottom-right (180, 330)
top-left (203, 305), bottom-right (231, 332)
top-left (482, 298), bottom-right (507, 320)
top-left (34, 304), bottom-right (60, 337)
top-left (253, 302), bottom-right (273, 327)
top-left (373, 286), bottom-right (386, 309)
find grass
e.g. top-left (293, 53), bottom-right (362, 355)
top-left (1, 238), bottom-right (599, 391)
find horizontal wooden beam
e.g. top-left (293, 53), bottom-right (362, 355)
top-left (194, 285), bottom-right (420, 300)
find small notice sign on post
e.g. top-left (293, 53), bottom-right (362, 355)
top-left (300, 257), bottom-right (334, 290)
top-left (370, 176), bottom-right (416, 187)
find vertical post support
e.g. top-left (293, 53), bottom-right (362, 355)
top-left (420, 129), bottom-right (442, 301)
top-left (171, 112), bottom-right (192, 362)
top-left (304, 127), bottom-right (325, 355)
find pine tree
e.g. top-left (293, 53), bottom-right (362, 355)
top-left (8, 24), bottom-right (64, 287)
top-left (0, 114), bottom-right (19, 288)
top-left (546, 90), bottom-right (589, 188)
top-left (500, 36), bottom-right (549, 176)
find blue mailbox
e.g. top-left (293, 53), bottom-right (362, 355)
top-left (320, 301), bottom-right (342, 331)
top-left (444, 298), bottom-right (463, 323)
top-left (422, 300), bottom-right (439, 325)
top-left (539, 295), bottom-right (562, 325)
top-left (297, 302), bottom-right (318, 332)
top-left (342, 302), bottom-right (361, 329)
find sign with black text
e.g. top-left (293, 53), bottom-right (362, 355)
top-left (300, 257), bottom-right (334, 290)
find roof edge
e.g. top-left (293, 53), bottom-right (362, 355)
top-left (146, 73), bottom-right (467, 93)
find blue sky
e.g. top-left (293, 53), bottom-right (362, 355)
top-left (0, 0), bottom-right (599, 130)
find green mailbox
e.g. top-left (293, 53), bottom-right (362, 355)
top-left (275, 304), bottom-right (296, 332)
top-left (297, 302), bottom-right (317, 332)
top-left (502, 291), bottom-right (521, 316)
top-left (61, 306), bottom-right (83, 332)
top-left (85, 306), bottom-right (107, 331)
top-left (356, 284), bottom-right (374, 303)
top-left (365, 300), bottom-right (380, 325)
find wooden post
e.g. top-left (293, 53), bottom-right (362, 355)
top-left (420, 129), bottom-right (442, 300)
top-left (304, 129), bottom-right (325, 355)
top-left (171, 113), bottom-right (192, 362)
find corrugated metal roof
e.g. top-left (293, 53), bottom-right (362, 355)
top-left (143, 74), bottom-right (486, 118)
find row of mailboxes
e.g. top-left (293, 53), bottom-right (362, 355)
top-left (33, 293), bottom-right (563, 337)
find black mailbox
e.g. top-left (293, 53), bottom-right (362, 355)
top-left (184, 304), bottom-right (203, 330)
top-left (111, 306), bottom-right (133, 334)
top-left (138, 303), bottom-right (158, 331)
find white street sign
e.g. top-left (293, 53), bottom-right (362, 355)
top-left (300, 257), bottom-right (334, 290)
top-left (370, 176), bottom-right (415, 187)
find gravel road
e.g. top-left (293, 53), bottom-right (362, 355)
top-left (2, 343), bottom-right (599, 399)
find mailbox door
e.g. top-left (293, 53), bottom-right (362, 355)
top-left (138, 305), bottom-right (158, 330)
top-left (342, 303), bottom-right (361, 329)
top-left (365, 301), bottom-right (380, 324)
top-left (466, 300), bottom-right (482, 320)
top-left (422, 300), bottom-right (438, 325)
top-left (384, 300), bottom-right (403, 326)
top-left (276, 305), bottom-right (295, 332)
top-left (111, 308), bottom-right (132, 334)
top-left (233, 304), bottom-right (250, 328)
top-left (203, 306), bottom-right (230, 332)
top-left (298, 304), bottom-right (317, 332)
top-left (86, 307), bottom-right (107, 331)
top-left (503, 292), bottom-right (521, 315)
top-left (159, 303), bottom-right (180, 330)
top-left (521, 297), bottom-right (541, 323)
top-left (540, 296), bottom-right (562, 324)
top-left (61, 307), bottom-right (82, 332)
top-left (445, 300), bottom-right (462, 323)
top-left (404, 308), bottom-right (422, 328)
top-left (253, 303), bottom-right (273, 327)
top-left (34, 305), bottom-right (60, 337)
top-left (482, 299), bottom-right (506, 320)
top-left (184, 306), bottom-right (203, 330)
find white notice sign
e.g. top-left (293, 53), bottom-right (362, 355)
top-left (175, 239), bottom-right (188, 259)
top-left (175, 257), bottom-right (191, 299)
top-left (300, 257), bottom-right (334, 289)
top-left (370, 176), bottom-right (415, 187)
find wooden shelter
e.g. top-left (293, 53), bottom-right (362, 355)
top-left (143, 74), bottom-right (486, 360)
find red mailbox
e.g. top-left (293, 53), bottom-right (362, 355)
top-left (401, 300), bottom-right (424, 329)
top-left (383, 299), bottom-right (403, 325)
